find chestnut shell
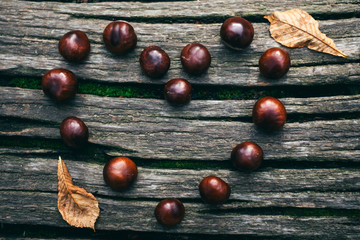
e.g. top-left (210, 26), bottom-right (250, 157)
top-left (220, 17), bottom-right (254, 50)
top-left (231, 141), bottom-right (263, 171)
top-left (199, 176), bottom-right (231, 204)
top-left (60, 116), bottom-right (89, 149)
top-left (181, 43), bottom-right (211, 75)
top-left (154, 198), bottom-right (185, 226)
top-left (103, 157), bottom-right (138, 190)
top-left (42, 68), bottom-right (77, 102)
top-left (103, 21), bottom-right (137, 55)
top-left (252, 96), bottom-right (287, 131)
top-left (58, 30), bottom-right (90, 62)
top-left (140, 46), bottom-right (170, 78)
top-left (259, 47), bottom-right (291, 79)
top-left (164, 78), bottom-right (192, 105)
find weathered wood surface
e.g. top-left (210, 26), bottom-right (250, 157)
top-left (0, 1), bottom-right (359, 86)
top-left (1, 154), bottom-right (360, 209)
top-left (2, 87), bottom-right (360, 118)
top-left (1, 87), bottom-right (359, 161)
top-left (0, 155), bottom-right (359, 237)
top-left (15, 0), bottom-right (360, 19)
top-left (2, 191), bottom-right (360, 238)
top-left (1, 0), bottom-right (360, 238)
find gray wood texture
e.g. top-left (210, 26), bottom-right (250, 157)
top-left (0, 1), bottom-right (359, 86)
top-left (14, 0), bottom-right (360, 19)
top-left (1, 87), bottom-right (359, 161)
top-left (0, 154), bottom-right (359, 237)
top-left (1, 154), bottom-right (359, 207)
top-left (0, 0), bottom-right (359, 238)
top-left (2, 191), bottom-right (360, 238)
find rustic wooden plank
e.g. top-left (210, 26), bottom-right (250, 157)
top-left (1, 154), bottom-right (359, 210)
top-left (5, 0), bottom-right (359, 19)
top-left (0, 87), bottom-right (359, 161)
top-left (1, 191), bottom-right (359, 237)
top-left (1, 87), bottom-right (359, 118)
top-left (9, 120), bottom-right (360, 162)
top-left (0, 1), bottom-right (359, 86)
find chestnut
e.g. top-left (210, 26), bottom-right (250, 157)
top-left (58, 30), bottom-right (90, 62)
top-left (164, 78), bottom-right (192, 105)
top-left (42, 68), bottom-right (77, 102)
top-left (231, 141), bottom-right (263, 171)
top-left (103, 21), bottom-right (137, 55)
top-left (139, 46), bottom-right (170, 78)
top-left (60, 116), bottom-right (89, 149)
top-left (103, 157), bottom-right (138, 191)
top-left (259, 47), bottom-right (290, 79)
top-left (220, 17), bottom-right (254, 50)
top-left (252, 96), bottom-right (287, 131)
top-left (181, 43), bottom-right (211, 75)
top-left (199, 176), bottom-right (231, 204)
top-left (154, 198), bottom-right (185, 227)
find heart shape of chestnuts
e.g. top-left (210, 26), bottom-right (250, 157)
top-left (49, 16), bottom-right (290, 227)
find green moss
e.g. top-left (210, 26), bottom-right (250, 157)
top-left (78, 82), bottom-right (159, 98)
top-left (144, 160), bottom-right (230, 170)
top-left (9, 77), bottom-right (161, 98)
top-left (204, 207), bottom-right (360, 218)
top-left (284, 208), bottom-right (360, 218)
top-left (0, 137), bottom-right (66, 150)
top-left (8, 77), bottom-right (360, 100)
top-left (213, 88), bottom-right (267, 100)
top-left (10, 78), bottom-right (40, 89)
top-left (350, 86), bottom-right (360, 95)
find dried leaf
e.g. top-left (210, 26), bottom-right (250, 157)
top-left (265, 9), bottom-right (348, 57)
top-left (57, 156), bottom-right (100, 231)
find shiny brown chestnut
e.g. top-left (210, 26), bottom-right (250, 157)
top-left (253, 96), bottom-right (287, 131)
top-left (140, 46), bottom-right (170, 78)
top-left (60, 116), bottom-right (89, 149)
top-left (103, 21), bottom-right (137, 55)
top-left (164, 78), bottom-right (192, 105)
top-left (199, 176), bottom-right (231, 204)
top-left (220, 17), bottom-right (254, 50)
top-left (154, 198), bottom-right (185, 227)
top-left (231, 141), bottom-right (263, 171)
top-left (181, 43), bottom-right (211, 75)
top-left (42, 68), bottom-right (77, 102)
top-left (58, 30), bottom-right (90, 62)
top-left (103, 157), bottom-right (138, 191)
top-left (259, 47), bottom-right (290, 79)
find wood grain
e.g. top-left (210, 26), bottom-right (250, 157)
top-left (1, 1), bottom-right (360, 238)
top-left (1, 190), bottom-right (359, 237)
top-left (0, 1), bottom-right (359, 86)
top-left (11, 0), bottom-right (360, 19)
top-left (1, 154), bottom-right (359, 210)
top-left (1, 87), bottom-right (359, 161)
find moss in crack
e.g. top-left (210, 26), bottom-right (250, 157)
top-left (9, 77), bottom-right (161, 98)
top-left (212, 88), bottom-right (289, 100)
top-left (78, 82), bottom-right (160, 98)
top-left (284, 208), bottom-right (360, 218)
top-left (135, 159), bottom-right (232, 170)
top-left (202, 207), bottom-right (360, 218)
top-left (0, 223), bottom-right (283, 240)
top-left (7, 77), bottom-right (360, 100)
top-left (10, 77), bottom-right (41, 89)
top-left (0, 137), bottom-right (66, 150)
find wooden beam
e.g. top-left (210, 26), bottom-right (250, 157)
top-left (1, 87), bottom-right (359, 161)
top-left (0, 1), bottom-right (359, 86)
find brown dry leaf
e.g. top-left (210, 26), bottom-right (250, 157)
top-left (265, 9), bottom-right (348, 57)
top-left (57, 156), bottom-right (100, 231)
